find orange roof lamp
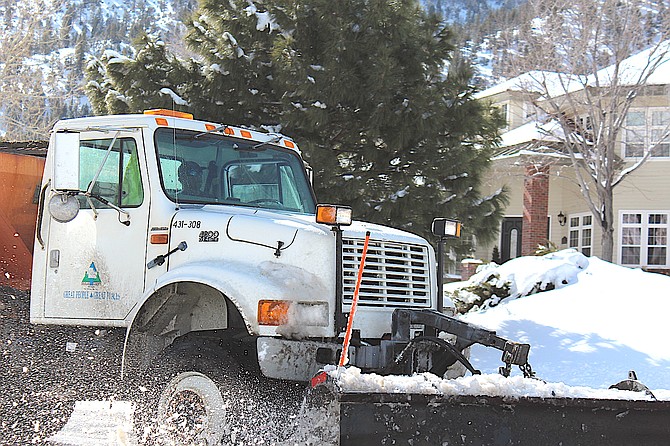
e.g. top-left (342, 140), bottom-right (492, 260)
top-left (143, 109), bottom-right (194, 120)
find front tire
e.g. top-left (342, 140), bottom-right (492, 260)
top-left (134, 335), bottom-right (303, 445)
top-left (156, 372), bottom-right (226, 445)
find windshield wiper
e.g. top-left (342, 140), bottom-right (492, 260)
top-left (192, 124), bottom-right (232, 139)
top-left (252, 135), bottom-right (283, 150)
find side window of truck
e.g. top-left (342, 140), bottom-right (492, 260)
top-left (79, 138), bottom-right (143, 208)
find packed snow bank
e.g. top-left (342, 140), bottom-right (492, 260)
top-left (452, 250), bottom-right (670, 389)
top-left (446, 249), bottom-right (588, 312)
top-left (328, 366), bottom-right (670, 401)
top-left (321, 250), bottom-right (670, 397)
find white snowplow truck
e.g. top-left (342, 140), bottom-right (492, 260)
top-left (20, 109), bottom-right (670, 445)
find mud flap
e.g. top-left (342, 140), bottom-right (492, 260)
top-left (307, 382), bottom-right (670, 446)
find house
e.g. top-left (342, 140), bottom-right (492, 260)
top-left (472, 43), bottom-right (670, 274)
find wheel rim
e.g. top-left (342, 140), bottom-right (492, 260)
top-left (156, 372), bottom-right (225, 445)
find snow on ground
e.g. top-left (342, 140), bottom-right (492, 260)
top-left (329, 366), bottom-right (670, 401)
top-left (458, 250), bottom-right (670, 390)
top-left (329, 249), bottom-right (670, 398)
top-left (6, 250), bottom-right (670, 444)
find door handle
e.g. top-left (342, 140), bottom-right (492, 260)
top-left (36, 180), bottom-right (50, 250)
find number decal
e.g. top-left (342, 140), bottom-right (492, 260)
top-left (173, 220), bottom-right (202, 229)
top-left (198, 230), bottom-right (220, 242)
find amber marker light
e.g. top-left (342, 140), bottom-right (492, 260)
top-left (144, 109), bottom-right (194, 119)
top-left (316, 204), bottom-right (353, 226)
top-left (258, 300), bottom-right (291, 326)
top-left (150, 233), bottom-right (169, 245)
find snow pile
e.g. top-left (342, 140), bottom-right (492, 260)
top-left (331, 250), bottom-right (670, 396)
top-left (457, 251), bottom-right (670, 389)
top-left (484, 249), bottom-right (588, 297)
top-left (329, 367), bottom-right (670, 401)
top-left (446, 249), bottom-right (588, 312)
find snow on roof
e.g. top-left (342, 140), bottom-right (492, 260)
top-left (589, 39), bottom-right (670, 88)
top-left (474, 71), bottom-right (584, 100)
top-left (477, 40), bottom-right (670, 101)
top-left (499, 119), bottom-right (564, 147)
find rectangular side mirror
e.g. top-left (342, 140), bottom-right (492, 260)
top-left (53, 132), bottom-right (80, 191)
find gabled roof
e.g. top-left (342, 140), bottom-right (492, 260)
top-left (589, 39), bottom-right (670, 88)
top-left (493, 120), bottom-right (572, 162)
top-left (477, 40), bottom-right (670, 102)
top-left (475, 71), bottom-right (584, 100)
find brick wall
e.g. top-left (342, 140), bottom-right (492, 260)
top-left (460, 259), bottom-right (483, 281)
top-left (522, 164), bottom-right (550, 255)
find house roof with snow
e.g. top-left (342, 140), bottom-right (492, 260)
top-left (589, 39), bottom-right (670, 88)
top-left (474, 71), bottom-right (584, 100)
top-left (477, 40), bottom-right (670, 102)
top-left (493, 120), bottom-right (570, 161)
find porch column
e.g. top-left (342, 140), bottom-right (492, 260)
top-left (522, 164), bottom-right (550, 256)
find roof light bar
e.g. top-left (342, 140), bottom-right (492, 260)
top-left (144, 109), bottom-right (194, 120)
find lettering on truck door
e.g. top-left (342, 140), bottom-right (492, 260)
top-left (44, 131), bottom-right (149, 321)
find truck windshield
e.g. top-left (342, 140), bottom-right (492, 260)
top-left (155, 128), bottom-right (316, 214)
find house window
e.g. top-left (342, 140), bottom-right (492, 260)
top-left (499, 103), bottom-right (509, 128)
top-left (620, 211), bottom-right (669, 267)
top-left (568, 214), bottom-right (592, 256)
top-left (623, 108), bottom-right (670, 158)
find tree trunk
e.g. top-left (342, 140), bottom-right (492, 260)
top-left (600, 188), bottom-right (615, 262)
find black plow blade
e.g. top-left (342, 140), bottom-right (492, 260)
top-left (334, 392), bottom-right (670, 445)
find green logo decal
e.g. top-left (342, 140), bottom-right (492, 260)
top-left (82, 262), bottom-right (102, 286)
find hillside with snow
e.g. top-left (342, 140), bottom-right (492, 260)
top-left (1, 0), bottom-right (667, 139)
top-left (0, 0), bottom-right (194, 140)
top-left (0, 0), bottom-right (527, 140)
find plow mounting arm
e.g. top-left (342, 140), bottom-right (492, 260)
top-left (388, 309), bottom-right (532, 377)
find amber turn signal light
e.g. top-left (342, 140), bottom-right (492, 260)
top-left (316, 204), bottom-right (352, 226)
top-left (258, 300), bottom-right (290, 326)
top-left (150, 233), bottom-right (169, 244)
top-left (144, 109), bottom-right (194, 120)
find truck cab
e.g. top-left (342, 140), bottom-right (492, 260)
top-left (31, 110), bottom-right (439, 380)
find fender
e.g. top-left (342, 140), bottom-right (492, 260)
top-left (121, 258), bottom-right (331, 376)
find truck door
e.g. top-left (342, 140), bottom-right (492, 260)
top-left (42, 130), bottom-right (149, 322)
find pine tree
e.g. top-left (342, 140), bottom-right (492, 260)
top-left (182, 0), bottom-right (287, 127)
top-left (85, 0), bottom-right (507, 254)
top-left (272, 0), bottom-right (507, 249)
top-left (86, 34), bottom-right (193, 114)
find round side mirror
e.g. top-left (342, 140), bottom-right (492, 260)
top-left (48, 194), bottom-right (80, 223)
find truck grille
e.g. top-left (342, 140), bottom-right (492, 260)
top-left (342, 237), bottom-right (431, 309)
